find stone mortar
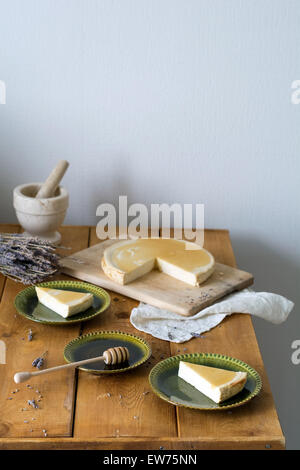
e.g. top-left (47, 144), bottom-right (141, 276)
top-left (13, 183), bottom-right (69, 244)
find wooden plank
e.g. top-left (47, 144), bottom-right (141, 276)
top-left (169, 230), bottom-right (285, 448)
top-left (0, 435), bottom-right (285, 450)
top-left (0, 225), bottom-right (90, 438)
top-left (73, 228), bottom-right (177, 439)
top-left (60, 239), bottom-right (253, 316)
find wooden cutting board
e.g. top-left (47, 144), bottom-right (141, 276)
top-left (60, 239), bottom-right (254, 316)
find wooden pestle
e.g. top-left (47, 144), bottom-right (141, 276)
top-left (36, 160), bottom-right (69, 199)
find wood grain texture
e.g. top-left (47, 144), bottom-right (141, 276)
top-left (73, 228), bottom-right (176, 438)
top-left (0, 226), bottom-right (89, 438)
top-left (60, 238), bottom-right (253, 315)
top-left (169, 230), bottom-right (284, 447)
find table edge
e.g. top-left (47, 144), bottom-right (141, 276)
top-left (0, 436), bottom-right (285, 450)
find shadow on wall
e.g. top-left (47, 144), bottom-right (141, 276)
top-left (231, 234), bottom-right (298, 298)
top-left (230, 232), bottom-right (298, 385)
top-left (85, 154), bottom-right (141, 228)
top-left (0, 174), bottom-right (17, 224)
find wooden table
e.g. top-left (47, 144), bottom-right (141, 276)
top-left (0, 224), bottom-right (285, 450)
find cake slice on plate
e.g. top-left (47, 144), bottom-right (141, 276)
top-left (35, 287), bottom-right (93, 318)
top-left (178, 361), bottom-right (247, 403)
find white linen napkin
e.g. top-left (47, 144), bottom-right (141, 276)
top-left (130, 289), bottom-right (294, 343)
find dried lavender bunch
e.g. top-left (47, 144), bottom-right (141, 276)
top-left (32, 351), bottom-right (47, 369)
top-left (0, 233), bottom-right (60, 284)
top-left (28, 399), bottom-right (38, 409)
top-left (32, 357), bottom-right (44, 369)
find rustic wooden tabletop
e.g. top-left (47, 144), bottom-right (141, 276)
top-left (0, 224), bottom-right (285, 450)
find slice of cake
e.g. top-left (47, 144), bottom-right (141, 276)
top-left (35, 287), bottom-right (93, 318)
top-left (178, 361), bottom-right (247, 403)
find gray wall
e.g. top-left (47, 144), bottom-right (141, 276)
top-left (0, 0), bottom-right (299, 449)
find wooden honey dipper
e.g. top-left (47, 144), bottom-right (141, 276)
top-left (14, 346), bottom-right (130, 384)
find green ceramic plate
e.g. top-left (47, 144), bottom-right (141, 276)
top-left (14, 280), bottom-right (111, 325)
top-left (149, 353), bottom-right (262, 410)
top-left (64, 330), bottom-right (152, 374)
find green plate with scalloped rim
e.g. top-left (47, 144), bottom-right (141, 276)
top-left (14, 280), bottom-right (111, 325)
top-left (64, 330), bottom-right (151, 374)
top-left (149, 353), bottom-right (262, 410)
